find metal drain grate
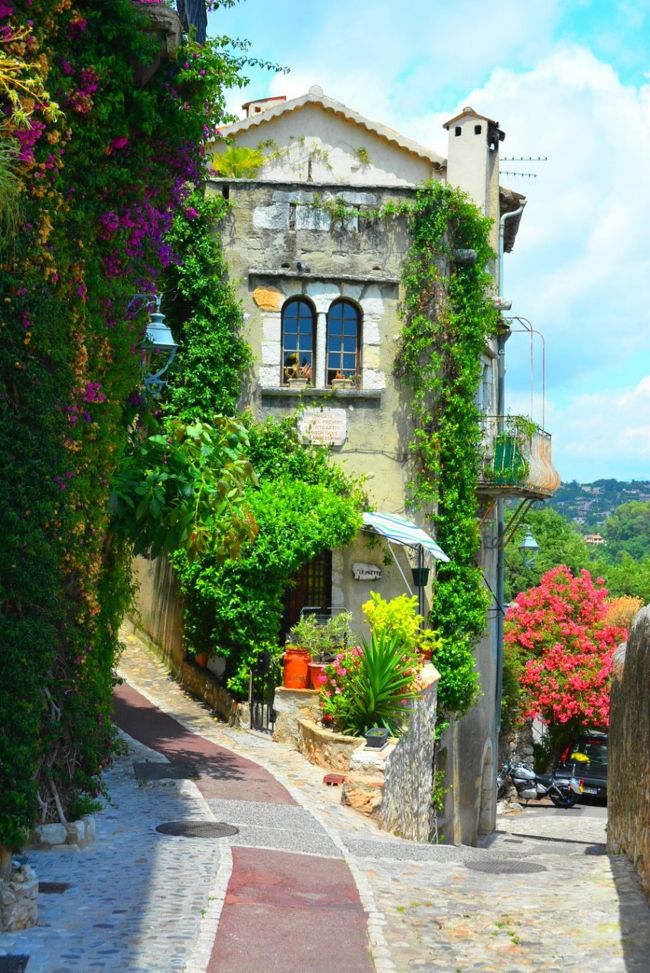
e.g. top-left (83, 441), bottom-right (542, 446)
top-left (465, 860), bottom-right (547, 874)
top-left (156, 821), bottom-right (239, 838)
top-left (0, 957), bottom-right (30, 973)
top-left (133, 760), bottom-right (197, 783)
top-left (39, 882), bottom-right (71, 894)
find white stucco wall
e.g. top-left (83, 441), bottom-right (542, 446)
top-left (217, 104), bottom-right (435, 187)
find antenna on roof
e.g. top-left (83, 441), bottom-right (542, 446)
top-left (501, 156), bottom-right (547, 181)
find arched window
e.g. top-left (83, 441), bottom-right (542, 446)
top-left (326, 300), bottom-right (361, 385)
top-left (281, 298), bottom-right (315, 384)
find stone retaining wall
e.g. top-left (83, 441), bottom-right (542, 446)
top-left (273, 687), bottom-right (323, 747)
top-left (280, 664), bottom-right (441, 842)
top-left (127, 556), bottom-right (242, 725)
top-left (341, 665), bottom-right (440, 841)
top-left (297, 718), bottom-right (364, 771)
top-left (608, 606), bottom-right (650, 900)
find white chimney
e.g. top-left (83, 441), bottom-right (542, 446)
top-left (443, 107), bottom-right (504, 238)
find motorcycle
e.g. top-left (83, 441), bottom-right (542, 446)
top-left (497, 758), bottom-right (584, 808)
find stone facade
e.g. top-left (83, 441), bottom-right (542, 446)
top-left (607, 606), bottom-right (650, 900)
top-left (0, 864), bottom-right (38, 931)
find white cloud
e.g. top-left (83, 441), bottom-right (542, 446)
top-left (548, 377), bottom-right (650, 480)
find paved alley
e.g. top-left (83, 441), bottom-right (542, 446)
top-left (1, 628), bottom-right (649, 972)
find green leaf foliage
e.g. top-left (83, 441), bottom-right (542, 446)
top-left (320, 632), bottom-right (420, 737)
top-left (164, 191), bottom-right (252, 420)
top-left (110, 416), bottom-right (257, 560)
top-left (0, 0), bottom-right (258, 848)
top-left (394, 181), bottom-right (496, 718)
top-left (171, 416), bottom-right (365, 696)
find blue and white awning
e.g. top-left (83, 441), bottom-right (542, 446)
top-left (362, 512), bottom-right (450, 562)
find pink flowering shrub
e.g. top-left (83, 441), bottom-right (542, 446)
top-left (319, 632), bottom-right (422, 736)
top-left (504, 566), bottom-right (627, 756)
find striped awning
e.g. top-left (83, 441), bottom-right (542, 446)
top-left (362, 512), bottom-right (450, 562)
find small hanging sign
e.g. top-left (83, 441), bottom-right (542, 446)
top-left (352, 562), bottom-right (382, 581)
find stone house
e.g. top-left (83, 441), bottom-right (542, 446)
top-left (208, 85), bottom-right (558, 844)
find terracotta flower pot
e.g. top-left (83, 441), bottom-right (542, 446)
top-left (194, 651), bottom-right (209, 668)
top-left (308, 661), bottom-right (327, 690)
top-left (283, 648), bottom-right (310, 689)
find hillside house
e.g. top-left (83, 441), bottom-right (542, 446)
top-left (206, 86), bottom-right (559, 843)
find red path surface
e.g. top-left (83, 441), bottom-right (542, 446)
top-left (113, 683), bottom-right (373, 973)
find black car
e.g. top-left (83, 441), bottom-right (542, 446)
top-left (555, 730), bottom-right (608, 801)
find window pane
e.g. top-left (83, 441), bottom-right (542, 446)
top-left (326, 301), bottom-right (360, 385)
top-left (282, 300), bottom-right (315, 383)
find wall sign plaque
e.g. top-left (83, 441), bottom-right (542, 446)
top-left (298, 408), bottom-right (347, 446)
top-left (352, 562), bottom-right (382, 581)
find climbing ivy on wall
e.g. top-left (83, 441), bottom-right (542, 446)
top-left (163, 191), bottom-right (252, 419)
top-left (395, 181), bottom-right (498, 718)
top-left (0, 0), bottom-right (255, 859)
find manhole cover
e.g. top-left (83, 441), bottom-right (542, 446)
top-left (134, 760), bottom-right (197, 783)
top-left (465, 860), bottom-right (547, 874)
top-left (39, 882), bottom-right (71, 894)
top-left (156, 821), bottom-right (239, 838)
top-left (0, 957), bottom-right (29, 973)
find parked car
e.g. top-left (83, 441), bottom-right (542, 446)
top-left (555, 730), bottom-right (608, 801)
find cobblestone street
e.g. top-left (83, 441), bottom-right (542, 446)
top-left (1, 629), bottom-right (649, 972)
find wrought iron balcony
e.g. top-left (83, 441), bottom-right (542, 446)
top-left (477, 415), bottom-right (560, 500)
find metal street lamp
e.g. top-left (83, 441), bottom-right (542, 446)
top-left (129, 293), bottom-right (178, 395)
top-left (518, 527), bottom-right (539, 568)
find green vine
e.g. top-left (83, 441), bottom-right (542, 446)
top-left (395, 181), bottom-right (498, 718)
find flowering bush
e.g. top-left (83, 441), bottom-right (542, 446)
top-left (320, 632), bottom-right (422, 737)
top-left (0, 0), bottom-right (261, 857)
top-left (504, 566), bottom-right (627, 757)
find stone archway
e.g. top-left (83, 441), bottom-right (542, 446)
top-left (477, 739), bottom-right (495, 837)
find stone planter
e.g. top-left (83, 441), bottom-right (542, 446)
top-left (297, 718), bottom-right (365, 772)
top-left (287, 377), bottom-right (310, 389)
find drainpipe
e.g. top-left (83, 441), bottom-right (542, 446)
top-left (495, 203), bottom-right (526, 737)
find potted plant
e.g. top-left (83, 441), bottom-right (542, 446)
top-left (288, 612), bottom-right (353, 689)
top-left (364, 726), bottom-right (389, 748)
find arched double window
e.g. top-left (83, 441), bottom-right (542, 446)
top-left (326, 300), bottom-right (361, 385)
top-left (281, 298), bottom-right (315, 384)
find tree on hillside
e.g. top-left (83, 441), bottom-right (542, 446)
top-left (600, 500), bottom-right (650, 561)
top-left (504, 566), bottom-right (626, 760)
top-left (505, 506), bottom-right (591, 600)
top-left (589, 552), bottom-right (650, 603)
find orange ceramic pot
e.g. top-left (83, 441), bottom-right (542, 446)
top-left (308, 661), bottom-right (327, 690)
top-left (283, 648), bottom-right (310, 689)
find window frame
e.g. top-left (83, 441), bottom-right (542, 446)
top-left (325, 299), bottom-right (362, 386)
top-left (280, 297), bottom-right (317, 386)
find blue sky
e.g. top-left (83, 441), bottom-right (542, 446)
top-left (208, 1), bottom-right (650, 484)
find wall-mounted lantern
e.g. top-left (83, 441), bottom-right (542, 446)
top-left (518, 527), bottom-right (539, 568)
top-left (130, 293), bottom-right (178, 395)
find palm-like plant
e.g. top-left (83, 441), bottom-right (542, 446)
top-left (339, 631), bottom-right (419, 736)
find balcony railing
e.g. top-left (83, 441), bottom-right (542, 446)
top-left (478, 415), bottom-right (560, 500)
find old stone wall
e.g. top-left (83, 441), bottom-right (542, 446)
top-left (380, 669), bottom-right (440, 841)
top-left (608, 606), bottom-right (650, 900)
top-left (341, 666), bottom-right (440, 841)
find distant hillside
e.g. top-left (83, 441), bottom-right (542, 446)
top-left (549, 479), bottom-right (650, 528)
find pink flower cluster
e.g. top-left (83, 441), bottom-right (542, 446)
top-left (505, 566), bottom-right (627, 729)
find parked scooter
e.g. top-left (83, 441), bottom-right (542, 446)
top-left (497, 758), bottom-right (584, 808)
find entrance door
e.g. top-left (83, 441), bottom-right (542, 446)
top-left (281, 551), bottom-right (332, 640)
